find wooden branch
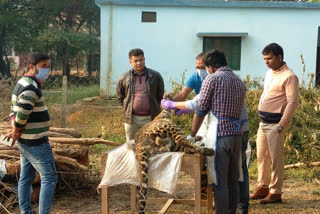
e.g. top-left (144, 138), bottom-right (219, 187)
top-left (53, 147), bottom-right (89, 166)
top-left (0, 122), bottom-right (81, 138)
top-left (5, 161), bottom-right (20, 175)
top-left (49, 127), bottom-right (81, 138)
top-left (0, 145), bottom-right (18, 150)
top-left (0, 154), bottom-right (19, 159)
top-left (49, 137), bottom-right (121, 147)
top-left (284, 161), bottom-right (320, 169)
top-left (53, 152), bottom-right (87, 170)
top-left (48, 132), bottom-right (77, 138)
top-left (0, 150), bottom-right (19, 158)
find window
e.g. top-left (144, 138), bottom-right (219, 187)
top-left (203, 37), bottom-right (241, 70)
top-left (141, 11), bottom-right (157, 23)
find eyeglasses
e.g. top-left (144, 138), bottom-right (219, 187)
top-left (195, 66), bottom-right (206, 70)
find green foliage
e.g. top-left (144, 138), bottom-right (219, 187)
top-left (170, 73), bottom-right (320, 164)
top-left (0, 0), bottom-right (100, 76)
top-left (284, 167), bottom-right (320, 182)
top-left (250, 159), bottom-right (320, 182)
top-left (244, 74), bottom-right (320, 164)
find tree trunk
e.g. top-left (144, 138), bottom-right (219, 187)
top-left (63, 55), bottom-right (70, 78)
top-left (87, 52), bottom-right (92, 76)
top-left (0, 26), bottom-right (11, 78)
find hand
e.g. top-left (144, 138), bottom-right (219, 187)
top-left (186, 135), bottom-right (195, 143)
top-left (4, 126), bottom-right (22, 147)
top-left (277, 124), bottom-right (284, 133)
top-left (174, 109), bottom-right (193, 117)
top-left (195, 139), bottom-right (205, 147)
top-left (161, 99), bottom-right (177, 109)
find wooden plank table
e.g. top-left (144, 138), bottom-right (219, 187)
top-left (101, 152), bottom-right (214, 214)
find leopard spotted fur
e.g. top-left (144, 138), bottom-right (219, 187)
top-left (135, 93), bottom-right (215, 214)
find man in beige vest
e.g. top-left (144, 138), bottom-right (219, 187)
top-left (250, 43), bottom-right (299, 204)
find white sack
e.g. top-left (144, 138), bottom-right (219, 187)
top-left (99, 141), bottom-right (183, 195)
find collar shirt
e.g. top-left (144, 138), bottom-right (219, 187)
top-left (196, 66), bottom-right (246, 136)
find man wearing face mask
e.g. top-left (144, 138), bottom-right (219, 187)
top-left (6, 52), bottom-right (57, 214)
top-left (173, 52), bottom-right (208, 102)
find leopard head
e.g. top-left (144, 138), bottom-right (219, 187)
top-left (154, 93), bottom-right (174, 120)
top-left (163, 93), bottom-right (173, 101)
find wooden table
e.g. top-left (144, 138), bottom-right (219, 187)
top-left (101, 152), bottom-right (214, 214)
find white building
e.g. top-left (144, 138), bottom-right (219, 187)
top-left (95, 0), bottom-right (320, 97)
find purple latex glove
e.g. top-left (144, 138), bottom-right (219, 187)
top-left (175, 109), bottom-right (193, 117)
top-left (161, 99), bottom-right (177, 109)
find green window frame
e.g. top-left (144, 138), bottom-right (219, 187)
top-left (203, 37), bottom-right (241, 70)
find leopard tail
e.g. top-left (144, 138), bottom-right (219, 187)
top-left (136, 149), bottom-right (149, 214)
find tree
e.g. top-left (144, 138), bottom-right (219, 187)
top-left (0, 0), bottom-right (100, 78)
top-left (35, 0), bottom-right (100, 77)
top-left (0, 0), bottom-right (33, 78)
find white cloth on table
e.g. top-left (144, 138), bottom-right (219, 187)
top-left (99, 140), bottom-right (183, 195)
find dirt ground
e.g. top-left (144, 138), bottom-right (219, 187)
top-left (49, 175), bottom-right (320, 214)
top-left (2, 101), bottom-right (320, 214)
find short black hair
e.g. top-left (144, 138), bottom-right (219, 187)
top-left (196, 52), bottom-right (206, 61)
top-left (129, 48), bottom-right (144, 58)
top-left (203, 50), bottom-right (227, 68)
top-left (262, 43), bottom-right (284, 60)
top-left (27, 52), bottom-right (50, 65)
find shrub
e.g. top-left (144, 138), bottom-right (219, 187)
top-left (170, 73), bottom-right (320, 164)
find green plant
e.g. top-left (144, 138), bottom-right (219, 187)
top-left (169, 72), bottom-right (320, 164)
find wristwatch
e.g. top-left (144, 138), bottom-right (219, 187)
top-left (277, 124), bottom-right (284, 132)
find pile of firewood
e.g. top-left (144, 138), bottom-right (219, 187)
top-left (0, 120), bottom-right (121, 213)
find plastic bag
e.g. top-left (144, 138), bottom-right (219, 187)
top-left (99, 141), bottom-right (183, 195)
top-left (0, 159), bottom-right (7, 180)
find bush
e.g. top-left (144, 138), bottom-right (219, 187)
top-left (170, 73), bottom-right (320, 164)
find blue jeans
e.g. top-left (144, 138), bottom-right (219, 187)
top-left (238, 131), bottom-right (249, 214)
top-left (18, 142), bottom-right (57, 214)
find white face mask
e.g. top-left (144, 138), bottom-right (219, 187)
top-left (197, 69), bottom-right (209, 79)
top-left (36, 68), bottom-right (49, 82)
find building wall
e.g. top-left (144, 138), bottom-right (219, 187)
top-left (100, 4), bottom-right (320, 95)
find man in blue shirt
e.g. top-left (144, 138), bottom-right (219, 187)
top-left (173, 52), bottom-right (207, 101)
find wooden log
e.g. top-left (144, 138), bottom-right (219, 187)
top-left (0, 122), bottom-right (81, 138)
top-left (0, 150), bottom-right (20, 157)
top-left (49, 137), bottom-right (121, 147)
top-left (0, 154), bottom-right (20, 159)
top-left (284, 161), bottom-right (320, 169)
top-left (49, 127), bottom-right (81, 138)
top-left (0, 145), bottom-right (18, 150)
top-left (48, 132), bottom-right (78, 138)
top-left (0, 146), bottom-right (88, 165)
top-left (5, 160), bottom-right (20, 175)
top-left (53, 147), bottom-right (89, 166)
top-left (53, 152), bottom-right (87, 170)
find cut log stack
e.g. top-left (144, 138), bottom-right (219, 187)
top-left (0, 121), bottom-right (121, 172)
top-left (0, 120), bottom-right (121, 212)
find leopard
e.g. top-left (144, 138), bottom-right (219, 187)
top-left (134, 93), bottom-right (215, 214)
